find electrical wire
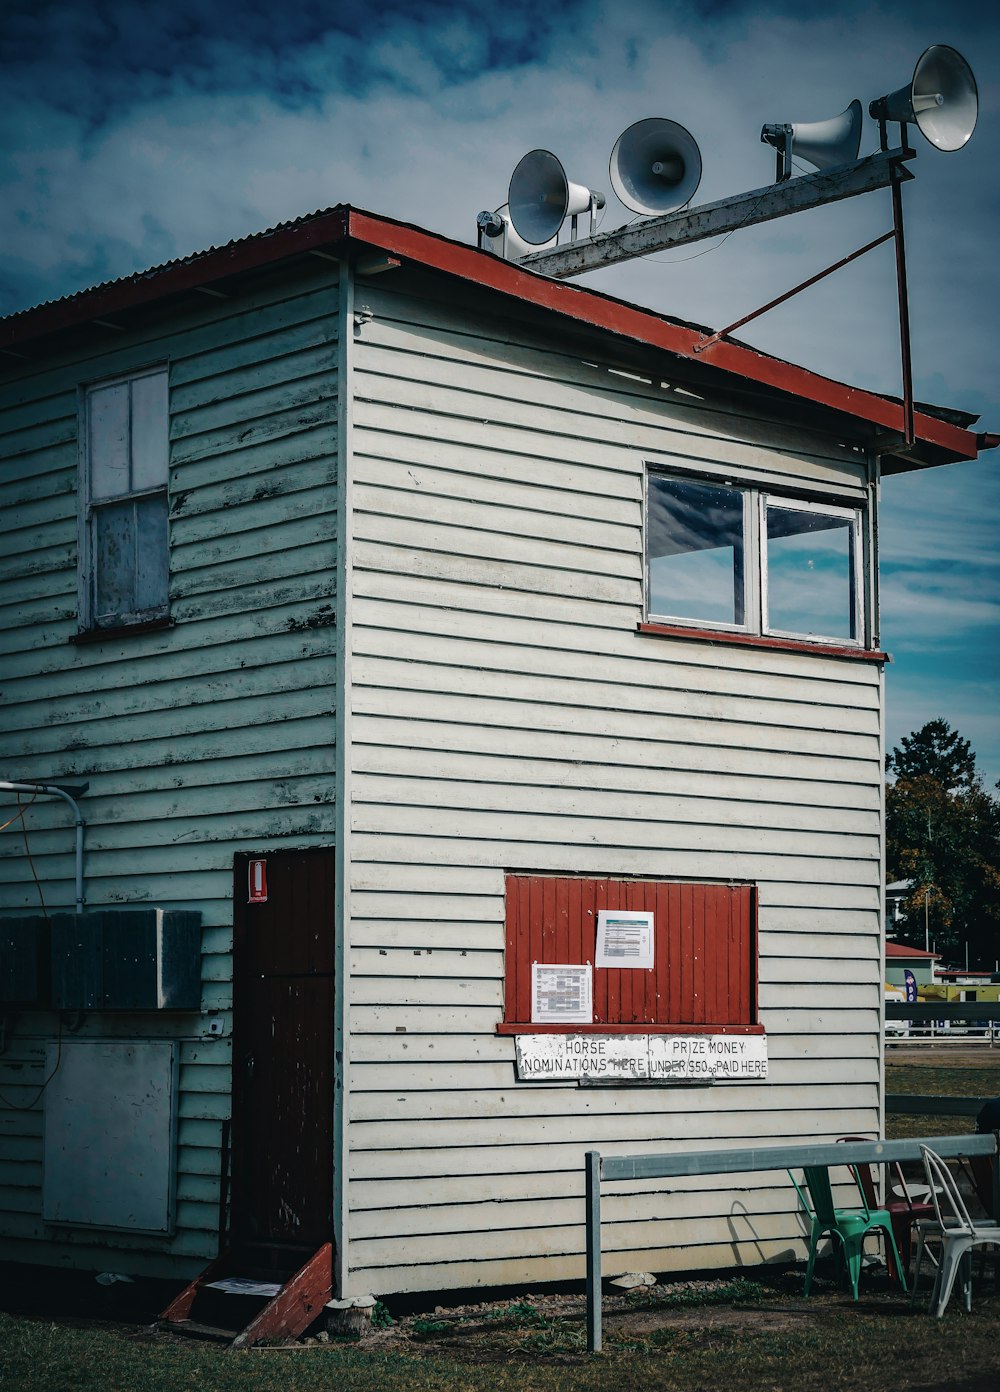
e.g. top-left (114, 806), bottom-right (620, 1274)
top-left (0, 793), bottom-right (63, 1110)
top-left (641, 189), bottom-right (772, 266)
top-left (0, 1018), bottom-right (63, 1112)
top-left (627, 159), bottom-right (853, 268)
top-left (19, 793), bottom-right (48, 919)
top-left (0, 789), bottom-right (38, 834)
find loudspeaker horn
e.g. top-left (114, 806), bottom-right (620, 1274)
top-left (761, 100), bottom-right (862, 180)
top-left (476, 206), bottom-right (556, 260)
top-left (791, 100), bottom-right (863, 170)
top-left (610, 117), bottom-right (702, 216)
top-left (508, 149), bottom-right (605, 245)
top-left (869, 44), bottom-right (977, 151)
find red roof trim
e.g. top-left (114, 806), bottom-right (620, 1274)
top-left (345, 210), bottom-right (980, 462)
top-left (0, 208), bottom-right (350, 350)
top-left (0, 203), bottom-right (987, 464)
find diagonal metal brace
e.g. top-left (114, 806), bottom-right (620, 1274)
top-left (692, 229), bottom-right (896, 353)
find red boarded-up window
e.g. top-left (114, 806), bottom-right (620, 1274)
top-left (499, 874), bottom-right (759, 1034)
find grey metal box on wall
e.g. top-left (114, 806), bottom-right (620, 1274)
top-left (42, 1040), bottom-right (178, 1232)
top-left (0, 916), bottom-right (49, 1004)
top-left (50, 912), bottom-right (103, 1009)
top-left (51, 909), bottom-right (201, 1010)
top-left (102, 910), bottom-right (201, 1009)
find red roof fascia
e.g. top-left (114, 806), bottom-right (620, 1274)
top-left (345, 209), bottom-right (981, 462)
top-left (0, 209), bottom-right (351, 351)
top-left (0, 202), bottom-right (987, 464)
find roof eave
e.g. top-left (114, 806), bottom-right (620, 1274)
top-left (0, 206), bottom-right (352, 354)
top-left (1, 202), bottom-right (991, 470)
top-left (343, 210), bottom-right (987, 471)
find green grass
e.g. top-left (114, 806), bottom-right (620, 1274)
top-left (885, 1054), bottom-right (1000, 1138)
top-left (4, 1293), bottom-right (1000, 1392)
top-left (4, 1054), bottom-right (998, 1391)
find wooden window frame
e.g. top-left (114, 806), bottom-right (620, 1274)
top-left (77, 364), bottom-right (170, 636)
top-left (644, 464), bottom-right (869, 650)
top-left (498, 873), bottom-right (762, 1036)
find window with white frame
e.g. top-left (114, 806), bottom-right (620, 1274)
top-left (81, 367), bottom-right (169, 630)
top-left (645, 470), bottom-right (864, 646)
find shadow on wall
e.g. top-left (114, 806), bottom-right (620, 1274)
top-left (726, 1200), bottom-right (798, 1267)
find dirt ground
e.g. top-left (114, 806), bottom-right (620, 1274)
top-left (306, 1269), bottom-right (919, 1362)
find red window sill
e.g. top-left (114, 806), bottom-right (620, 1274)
top-left (497, 1023), bottom-right (765, 1036)
top-left (71, 617), bottom-right (174, 645)
top-left (638, 621), bottom-right (888, 663)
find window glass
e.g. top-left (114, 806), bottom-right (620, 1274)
top-left (94, 500), bottom-right (136, 622)
top-left (130, 372), bottom-right (169, 491)
top-left (89, 382), bottom-right (130, 501)
top-left (765, 504), bottom-right (856, 641)
top-left (647, 476), bottom-right (745, 626)
top-left (134, 494), bottom-right (170, 612)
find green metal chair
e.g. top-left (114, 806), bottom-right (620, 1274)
top-left (789, 1165), bottom-right (908, 1299)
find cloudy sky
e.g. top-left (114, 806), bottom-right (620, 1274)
top-left (3, 0), bottom-right (997, 784)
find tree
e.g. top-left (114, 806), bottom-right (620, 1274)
top-left (885, 720), bottom-right (1000, 970)
top-left (886, 717), bottom-right (977, 792)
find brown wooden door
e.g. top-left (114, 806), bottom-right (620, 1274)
top-left (231, 849), bottom-right (336, 1248)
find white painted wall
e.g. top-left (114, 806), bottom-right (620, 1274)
top-left (342, 268), bottom-right (883, 1294)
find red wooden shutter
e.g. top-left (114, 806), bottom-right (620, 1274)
top-left (501, 874), bottom-right (756, 1033)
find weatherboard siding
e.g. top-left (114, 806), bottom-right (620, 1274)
top-left (343, 272), bottom-right (882, 1294)
top-left (0, 261), bottom-right (340, 1274)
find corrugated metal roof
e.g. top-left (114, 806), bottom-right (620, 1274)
top-left (0, 205), bottom-right (347, 325)
top-left (886, 941), bottom-right (939, 959)
top-left (1, 203), bottom-right (993, 469)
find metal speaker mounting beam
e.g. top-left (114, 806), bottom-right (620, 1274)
top-left (519, 147), bottom-right (912, 279)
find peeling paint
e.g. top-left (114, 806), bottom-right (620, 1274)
top-left (285, 606), bottom-right (337, 633)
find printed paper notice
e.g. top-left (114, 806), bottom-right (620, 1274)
top-left (531, 963), bottom-right (593, 1024)
top-left (206, 1278), bottom-right (282, 1297)
top-left (595, 910), bottom-right (654, 969)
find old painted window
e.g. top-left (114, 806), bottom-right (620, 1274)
top-left (499, 874), bottom-right (758, 1033)
top-left (646, 470), bottom-right (863, 645)
top-left (81, 366), bottom-right (169, 630)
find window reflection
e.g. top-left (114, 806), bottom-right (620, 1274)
top-left (765, 505), bottom-right (855, 640)
top-left (647, 476), bottom-right (745, 626)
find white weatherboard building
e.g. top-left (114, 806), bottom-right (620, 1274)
top-left (0, 206), bottom-right (994, 1318)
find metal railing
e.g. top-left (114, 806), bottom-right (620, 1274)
top-left (885, 1094), bottom-right (990, 1117)
top-left (888, 1024), bottom-right (1000, 1045)
top-left (583, 1130), bottom-right (999, 1353)
top-left (886, 1002), bottom-right (1000, 1045)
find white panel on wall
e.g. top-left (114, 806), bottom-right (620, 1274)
top-left (42, 1040), bottom-right (178, 1233)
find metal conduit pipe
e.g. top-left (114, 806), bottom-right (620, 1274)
top-left (0, 780), bottom-right (88, 915)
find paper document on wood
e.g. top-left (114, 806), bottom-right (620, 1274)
top-left (595, 910), bottom-right (654, 968)
top-left (531, 962), bottom-right (593, 1023)
top-left (206, 1278), bottom-right (283, 1297)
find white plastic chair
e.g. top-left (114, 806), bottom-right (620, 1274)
top-left (912, 1146), bottom-right (1000, 1317)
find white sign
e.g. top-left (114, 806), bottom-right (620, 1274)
top-left (531, 963), bottom-right (593, 1024)
top-left (647, 1034), bottom-right (767, 1080)
top-left (595, 910), bottom-right (654, 969)
top-left (515, 1033), bottom-right (767, 1082)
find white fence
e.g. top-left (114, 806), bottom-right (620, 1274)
top-left (887, 1022), bottom-right (1000, 1046)
top-left (885, 1001), bottom-right (1000, 1045)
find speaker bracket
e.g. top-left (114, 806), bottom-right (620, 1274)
top-left (761, 123), bottom-right (794, 182)
top-left (569, 193), bottom-right (604, 242)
